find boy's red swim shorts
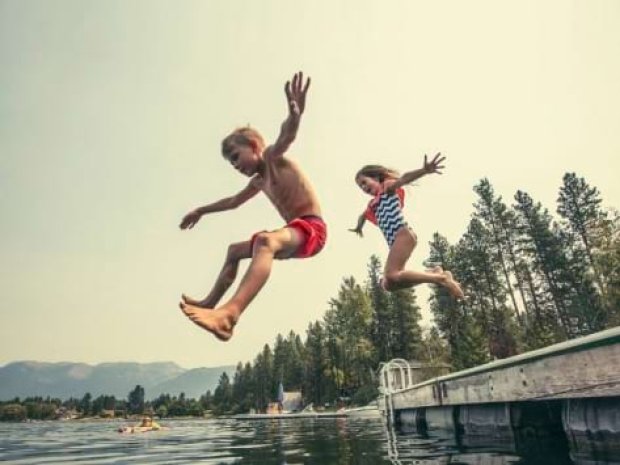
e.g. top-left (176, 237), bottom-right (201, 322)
top-left (287, 215), bottom-right (327, 258)
top-left (250, 215), bottom-right (327, 259)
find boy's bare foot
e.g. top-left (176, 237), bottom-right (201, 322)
top-left (178, 302), bottom-right (236, 341)
top-left (442, 271), bottom-right (465, 300)
top-left (426, 265), bottom-right (444, 274)
top-left (181, 294), bottom-right (215, 309)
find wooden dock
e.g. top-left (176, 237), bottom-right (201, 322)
top-left (381, 326), bottom-right (620, 411)
top-left (378, 326), bottom-right (620, 462)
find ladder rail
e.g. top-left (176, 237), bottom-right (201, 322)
top-left (379, 358), bottom-right (417, 424)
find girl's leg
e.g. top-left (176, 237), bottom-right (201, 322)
top-left (179, 227), bottom-right (303, 341)
top-left (383, 228), bottom-right (441, 290)
top-left (383, 228), bottom-right (464, 299)
top-left (182, 240), bottom-right (253, 308)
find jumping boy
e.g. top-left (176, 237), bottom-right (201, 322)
top-left (179, 72), bottom-right (326, 342)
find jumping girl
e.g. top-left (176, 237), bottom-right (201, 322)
top-left (349, 154), bottom-right (464, 299)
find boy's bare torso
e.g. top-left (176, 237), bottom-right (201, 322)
top-left (252, 154), bottom-right (321, 222)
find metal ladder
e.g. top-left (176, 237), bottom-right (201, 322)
top-left (378, 358), bottom-right (415, 425)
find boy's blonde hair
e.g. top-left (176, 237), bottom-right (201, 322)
top-left (221, 126), bottom-right (266, 157)
top-left (355, 165), bottom-right (400, 183)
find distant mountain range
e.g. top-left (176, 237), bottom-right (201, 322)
top-left (0, 361), bottom-right (235, 400)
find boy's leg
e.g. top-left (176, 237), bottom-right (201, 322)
top-left (179, 227), bottom-right (303, 341)
top-left (182, 240), bottom-right (253, 308)
top-left (383, 229), bottom-right (464, 299)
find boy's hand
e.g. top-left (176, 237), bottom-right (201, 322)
top-left (423, 152), bottom-right (446, 174)
top-left (180, 210), bottom-right (202, 230)
top-left (285, 71), bottom-right (311, 118)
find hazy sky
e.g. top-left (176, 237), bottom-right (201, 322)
top-left (1, 0), bottom-right (619, 369)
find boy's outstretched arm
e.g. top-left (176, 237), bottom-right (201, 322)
top-left (387, 153), bottom-right (446, 193)
top-left (265, 71), bottom-right (311, 159)
top-left (179, 180), bottom-right (260, 229)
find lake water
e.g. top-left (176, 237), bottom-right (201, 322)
top-left (0, 416), bottom-right (611, 464)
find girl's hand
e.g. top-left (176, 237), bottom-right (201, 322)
top-left (348, 227), bottom-right (363, 237)
top-left (423, 152), bottom-right (446, 174)
top-left (180, 210), bottom-right (202, 230)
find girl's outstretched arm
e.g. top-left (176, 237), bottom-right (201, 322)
top-left (348, 213), bottom-right (367, 237)
top-left (179, 180), bottom-right (261, 229)
top-left (387, 153), bottom-right (446, 193)
top-left (266, 71), bottom-right (311, 159)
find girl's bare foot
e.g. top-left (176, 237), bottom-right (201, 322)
top-left (181, 294), bottom-right (216, 309)
top-left (178, 302), bottom-right (236, 341)
top-left (442, 271), bottom-right (465, 300)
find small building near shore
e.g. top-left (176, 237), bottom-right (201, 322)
top-left (99, 409), bottom-right (115, 419)
top-left (266, 391), bottom-right (303, 413)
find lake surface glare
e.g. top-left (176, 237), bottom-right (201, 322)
top-left (0, 417), bottom-right (602, 464)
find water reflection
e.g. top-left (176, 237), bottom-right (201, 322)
top-left (1, 415), bottom-right (619, 464)
top-left (228, 417), bottom-right (389, 464)
top-left (382, 408), bottom-right (620, 465)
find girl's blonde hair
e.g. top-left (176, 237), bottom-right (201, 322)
top-left (355, 164), bottom-right (400, 183)
top-left (221, 126), bottom-right (266, 157)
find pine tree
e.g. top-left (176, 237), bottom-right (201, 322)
top-left (557, 173), bottom-right (607, 292)
top-left (597, 210), bottom-right (620, 325)
top-left (427, 233), bottom-right (490, 366)
top-left (212, 373), bottom-right (232, 414)
top-left (127, 386), bottom-right (144, 414)
top-left (367, 255), bottom-right (392, 362)
top-left (513, 190), bottom-right (575, 339)
top-left (272, 333), bottom-right (287, 391)
top-left (557, 173), bottom-right (609, 328)
top-left (457, 218), bottom-right (518, 358)
top-left (287, 331), bottom-right (305, 391)
top-left (323, 300), bottom-right (345, 398)
top-left (473, 179), bottom-right (524, 319)
top-left (427, 234), bottom-right (463, 347)
top-left (419, 326), bottom-right (450, 366)
top-left (555, 223), bottom-right (605, 333)
top-left (252, 345), bottom-right (274, 412)
top-left (388, 287), bottom-right (423, 361)
top-left (325, 276), bottom-right (374, 397)
top-left (231, 362), bottom-right (254, 414)
top-left (450, 310), bottom-right (490, 370)
top-left (303, 321), bottom-right (329, 406)
top-left (272, 331), bottom-right (305, 393)
top-left (80, 392), bottom-right (93, 416)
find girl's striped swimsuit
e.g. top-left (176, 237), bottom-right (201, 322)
top-left (364, 188), bottom-right (408, 247)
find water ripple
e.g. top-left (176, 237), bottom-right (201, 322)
top-left (0, 416), bottom-right (579, 465)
